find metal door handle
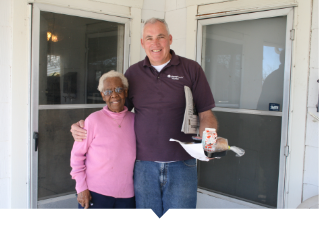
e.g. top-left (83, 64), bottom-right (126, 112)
top-left (33, 132), bottom-right (39, 152)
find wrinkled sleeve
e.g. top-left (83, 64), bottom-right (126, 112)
top-left (191, 63), bottom-right (216, 113)
top-left (70, 117), bottom-right (94, 193)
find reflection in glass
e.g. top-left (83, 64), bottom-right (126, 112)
top-left (203, 37), bottom-right (242, 108)
top-left (262, 46), bottom-right (283, 84)
top-left (39, 12), bottom-right (125, 105)
top-left (202, 16), bottom-right (286, 111)
top-left (258, 46), bottom-right (285, 111)
top-left (86, 32), bottom-right (121, 104)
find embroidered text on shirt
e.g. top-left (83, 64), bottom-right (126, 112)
top-left (167, 75), bottom-right (184, 80)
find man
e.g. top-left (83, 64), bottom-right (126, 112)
top-left (71, 18), bottom-right (218, 217)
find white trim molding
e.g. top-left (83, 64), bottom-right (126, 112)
top-left (38, 104), bottom-right (106, 110)
top-left (187, 0), bottom-right (235, 7)
top-left (197, 0), bottom-right (297, 16)
top-left (30, 2), bottom-right (132, 21)
top-left (29, 0), bottom-right (132, 17)
top-left (90, 0), bottom-right (144, 9)
top-left (212, 107), bottom-right (283, 117)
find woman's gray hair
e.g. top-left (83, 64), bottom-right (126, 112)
top-left (97, 70), bottom-right (129, 92)
top-left (144, 18), bottom-right (170, 35)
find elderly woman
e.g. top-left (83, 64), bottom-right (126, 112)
top-left (70, 70), bottom-right (136, 209)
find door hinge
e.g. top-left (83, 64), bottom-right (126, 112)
top-left (290, 29), bottom-right (295, 41)
top-left (284, 145), bottom-right (289, 157)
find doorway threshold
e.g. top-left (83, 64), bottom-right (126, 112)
top-left (197, 188), bottom-right (268, 209)
top-left (37, 193), bottom-right (77, 209)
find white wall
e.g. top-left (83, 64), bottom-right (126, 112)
top-left (138, 0), bottom-right (188, 60)
top-left (303, 0), bottom-right (319, 202)
top-left (0, 0), bottom-right (12, 209)
top-left (10, 0), bottom-right (31, 208)
top-left (165, 0), bottom-right (187, 57)
top-left (140, 0), bottom-right (165, 60)
top-left (286, 0), bottom-right (314, 208)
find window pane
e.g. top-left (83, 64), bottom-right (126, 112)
top-left (39, 12), bottom-right (124, 105)
top-left (202, 16), bottom-right (286, 111)
top-left (197, 112), bottom-right (281, 207)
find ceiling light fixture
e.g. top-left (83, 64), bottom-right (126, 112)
top-left (47, 32), bottom-right (52, 41)
top-left (47, 31), bottom-right (58, 42)
top-left (51, 34), bottom-right (58, 42)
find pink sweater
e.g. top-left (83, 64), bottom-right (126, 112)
top-left (70, 106), bottom-right (136, 198)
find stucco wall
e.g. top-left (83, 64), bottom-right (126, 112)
top-left (0, 0), bottom-right (12, 209)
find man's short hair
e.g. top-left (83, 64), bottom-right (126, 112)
top-left (143, 18), bottom-right (170, 35)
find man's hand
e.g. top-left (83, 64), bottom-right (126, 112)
top-left (77, 189), bottom-right (92, 209)
top-left (198, 110), bottom-right (219, 161)
top-left (70, 120), bottom-right (86, 141)
top-left (198, 110), bottom-right (218, 137)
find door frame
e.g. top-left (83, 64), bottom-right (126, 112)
top-left (196, 7), bottom-right (294, 208)
top-left (30, 3), bottom-right (130, 208)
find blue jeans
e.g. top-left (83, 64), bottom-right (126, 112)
top-left (134, 159), bottom-right (197, 218)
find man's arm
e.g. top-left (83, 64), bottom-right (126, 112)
top-left (70, 120), bottom-right (87, 141)
top-left (198, 109), bottom-right (218, 137)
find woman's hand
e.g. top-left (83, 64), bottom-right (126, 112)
top-left (70, 120), bottom-right (87, 141)
top-left (77, 189), bottom-right (92, 209)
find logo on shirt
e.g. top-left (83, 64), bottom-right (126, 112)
top-left (167, 75), bottom-right (184, 80)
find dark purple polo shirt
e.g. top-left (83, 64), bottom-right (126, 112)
top-left (125, 50), bottom-right (215, 161)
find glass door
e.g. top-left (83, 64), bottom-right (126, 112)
top-left (196, 8), bottom-right (293, 208)
top-left (30, 3), bottom-right (130, 208)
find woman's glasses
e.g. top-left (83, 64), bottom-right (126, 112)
top-left (103, 87), bottom-right (124, 96)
